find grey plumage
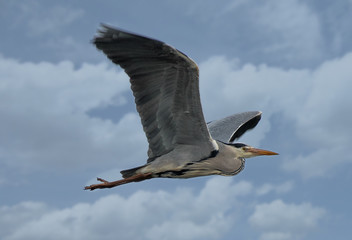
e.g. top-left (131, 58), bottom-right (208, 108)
top-left (85, 25), bottom-right (278, 191)
top-left (94, 24), bottom-right (216, 161)
top-left (208, 111), bottom-right (262, 143)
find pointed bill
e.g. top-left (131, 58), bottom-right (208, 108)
top-left (247, 147), bottom-right (279, 156)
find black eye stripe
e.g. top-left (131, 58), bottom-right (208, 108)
top-left (231, 143), bottom-right (247, 148)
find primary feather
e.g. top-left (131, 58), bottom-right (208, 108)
top-left (94, 25), bottom-right (217, 161)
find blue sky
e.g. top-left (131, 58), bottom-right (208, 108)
top-left (1, 0), bottom-right (352, 239)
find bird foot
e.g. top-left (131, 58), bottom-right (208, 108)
top-left (84, 178), bottom-right (112, 191)
top-left (84, 173), bottom-right (153, 191)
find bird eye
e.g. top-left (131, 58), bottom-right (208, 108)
top-left (242, 146), bottom-right (249, 151)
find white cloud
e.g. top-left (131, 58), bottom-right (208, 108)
top-left (283, 52), bottom-right (352, 178)
top-left (2, 45), bottom-right (351, 180)
top-left (256, 181), bottom-right (294, 196)
top-left (0, 202), bottom-right (49, 238)
top-left (200, 55), bottom-right (310, 147)
top-left (282, 147), bottom-right (345, 178)
top-left (179, 0), bottom-right (324, 66)
top-left (199, 52), bottom-right (352, 178)
top-left (3, 50), bottom-right (349, 177)
top-left (0, 178), bottom-right (253, 240)
top-left (249, 199), bottom-right (326, 240)
top-left (0, 178), bottom-right (319, 240)
top-left (253, 0), bottom-right (323, 61)
top-left (0, 56), bottom-right (146, 172)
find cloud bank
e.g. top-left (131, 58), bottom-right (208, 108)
top-left (0, 178), bottom-right (325, 240)
top-left (249, 199), bottom-right (326, 240)
top-left (0, 56), bottom-right (146, 172)
top-left (199, 53), bottom-right (352, 178)
top-left (1, 51), bottom-right (351, 178)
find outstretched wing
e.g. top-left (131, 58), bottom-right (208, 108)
top-left (208, 111), bottom-right (262, 143)
top-left (94, 24), bottom-right (217, 160)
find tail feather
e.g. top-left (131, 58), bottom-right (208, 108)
top-left (120, 165), bottom-right (145, 178)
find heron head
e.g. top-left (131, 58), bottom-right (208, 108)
top-left (230, 143), bottom-right (278, 158)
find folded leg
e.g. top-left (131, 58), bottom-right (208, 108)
top-left (84, 173), bottom-right (153, 191)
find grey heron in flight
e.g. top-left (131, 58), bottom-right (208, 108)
top-left (85, 25), bottom-right (278, 191)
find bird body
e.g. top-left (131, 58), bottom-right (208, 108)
top-left (149, 141), bottom-right (245, 178)
top-left (85, 25), bottom-right (278, 191)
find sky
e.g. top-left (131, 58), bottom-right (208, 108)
top-left (1, 0), bottom-right (352, 239)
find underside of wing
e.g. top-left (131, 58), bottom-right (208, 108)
top-left (94, 24), bottom-right (216, 160)
top-left (207, 111), bottom-right (262, 143)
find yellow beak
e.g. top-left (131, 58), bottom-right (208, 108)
top-left (247, 147), bottom-right (279, 156)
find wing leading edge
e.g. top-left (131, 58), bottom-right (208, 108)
top-left (207, 111), bottom-right (262, 143)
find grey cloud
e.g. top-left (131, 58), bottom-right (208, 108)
top-left (3, 49), bottom-right (351, 179)
top-left (174, 0), bottom-right (326, 68)
top-left (249, 199), bottom-right (326, 240)
top-left (199, 52), bottom-right (352, 178)
top-left (10, 1), bottom-right (84, 36)
top-left (0, 56), bottom-right (145, 172)
top-left (0, 178), bottom-right (307, 240)
top-left (0, 202), bottom-right (49, 238)
top-left (256, 181), bottom-right (294, 196)
top-left (1, 178), bottom-right (253, 240)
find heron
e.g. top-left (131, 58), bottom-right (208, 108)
top-left (85, 24), bottom-right (278, 191)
